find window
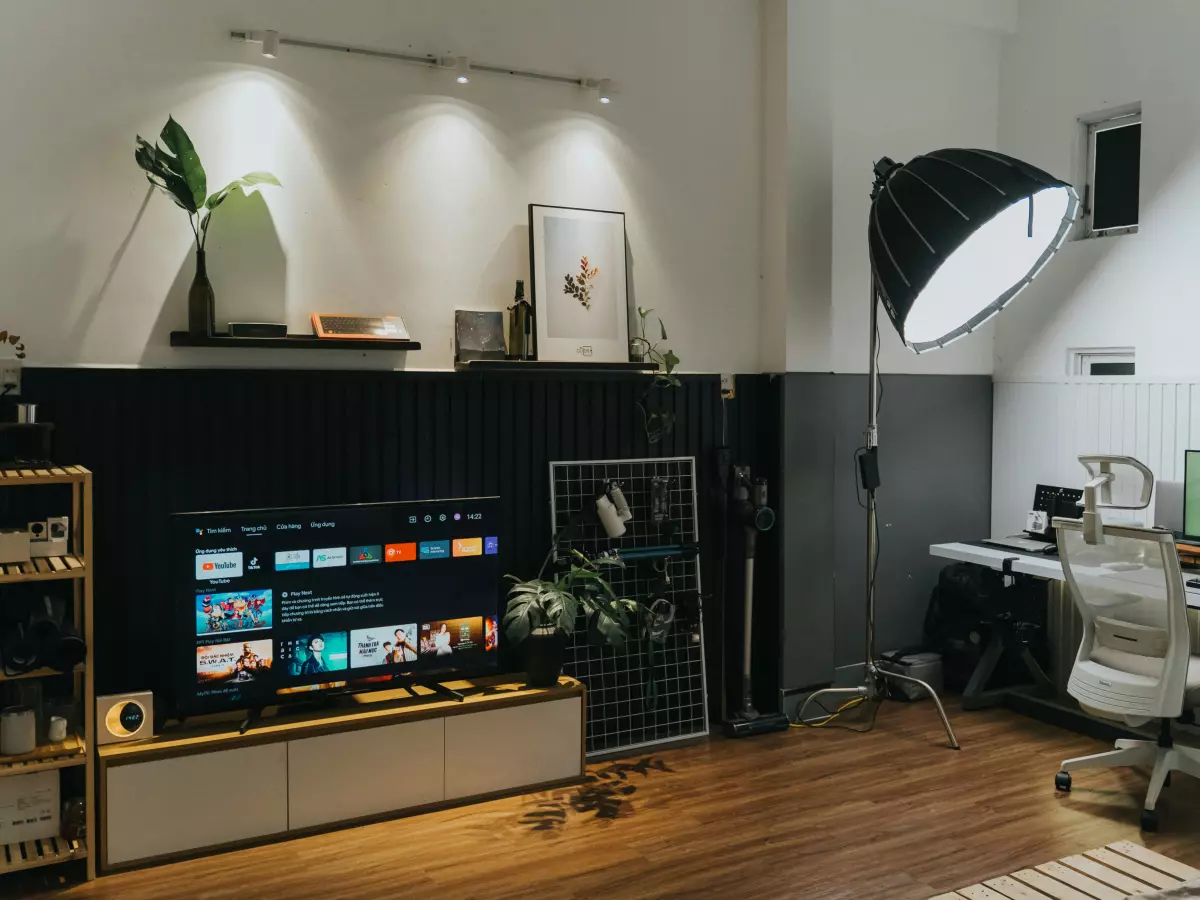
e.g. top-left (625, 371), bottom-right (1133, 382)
top-left (1081, 106), bottom-right (1141, 238)
top-left (1070, 347), bottom-right (1136, 376)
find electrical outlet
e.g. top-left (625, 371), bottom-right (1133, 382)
top-left (1, 363), bottom-right (20, 397)
top-left (720, 373), bottom-right (735, 400)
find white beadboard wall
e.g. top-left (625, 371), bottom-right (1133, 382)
top-left (992, 378), bottom-right (1200, 537)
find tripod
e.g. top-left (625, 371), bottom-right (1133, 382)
top-left (796, 283), bottom-right (959, 750)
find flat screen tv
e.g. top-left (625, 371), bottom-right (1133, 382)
top-left (172, 497), bottom-right (502, 717)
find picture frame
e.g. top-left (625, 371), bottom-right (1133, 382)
top-left (528, 204), bottom-right (630, 363)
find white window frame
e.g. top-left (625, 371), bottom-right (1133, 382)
top-left (1078, 104), bottom-right (1141, 240)
top-left (1069, 347), bottom-right (1136, 376)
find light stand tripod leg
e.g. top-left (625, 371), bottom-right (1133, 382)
top-left (877, 668), bottom-right (960, 749)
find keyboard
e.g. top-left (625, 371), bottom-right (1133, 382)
top-left (983, 536), bottom-right (1057, 554)
top-left (311, 313), bottom-right (409, 340)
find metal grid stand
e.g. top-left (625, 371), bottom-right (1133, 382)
top-left (549, 457), bottom-right (708, 757)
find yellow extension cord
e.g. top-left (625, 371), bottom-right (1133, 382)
top-left (790, 695), bottom-right (866, 728)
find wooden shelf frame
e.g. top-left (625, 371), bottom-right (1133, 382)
top-left (0, 467), bottom-right (94, 881)
top-left (0, 737), bottom-right (86, 777)
top-left (0, 466), bottom-right (90, 487)
top-left (0, 555), bottom-right (86, 583)
top-left (0, 663), bottom-right (84, 684)
top-left (0, 837), bottom-right (86, 874)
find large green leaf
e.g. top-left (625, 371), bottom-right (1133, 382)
top-left (503, 592), bottom-right (541, 644)
top-left (159, 117), bottom-right (207, 211)
top-left (205, 171), bottom-right (282, 210)
top-left (135, 137), bottom-right (195, 212)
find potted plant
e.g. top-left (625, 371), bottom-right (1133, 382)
top-left (505, 553), bottom-right (637, 687)
top-left (134, 116), bottom-right (281, 337)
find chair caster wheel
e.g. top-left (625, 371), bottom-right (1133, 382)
top-left (1055, 771), bottom-right (1072, 793)
top-left (1141, 809), bottom-right (1159, 832)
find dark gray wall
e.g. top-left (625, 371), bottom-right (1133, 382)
top-left (779, 374), bottom-right (836, 689)
top-left (779, 373), bottom-right (992, 690)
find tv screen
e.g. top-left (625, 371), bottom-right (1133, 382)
top-left (173, 497), bottom-right (502, 716)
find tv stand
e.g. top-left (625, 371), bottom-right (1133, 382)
top-left (98, 675), bottom-right (584, 872)
top-left (394, 675), bottom-right (465, 703)
top-left (238, 707), bottom-right (264, 735)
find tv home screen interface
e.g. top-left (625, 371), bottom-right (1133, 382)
top-left (174, 498), bottom-right (502, 714)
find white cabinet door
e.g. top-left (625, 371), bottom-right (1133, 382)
top-left (287, 718), bottom-right (444, 830)
top-left (444, 697), bottom-right (582, 800)
top-left (106, 743), bottom-right (287, 866)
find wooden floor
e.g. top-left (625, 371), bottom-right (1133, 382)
top-left (42, 703), bottom-right (1200, 899)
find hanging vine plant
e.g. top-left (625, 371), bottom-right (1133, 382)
top-left (630, 308), bottom-right (681, 444)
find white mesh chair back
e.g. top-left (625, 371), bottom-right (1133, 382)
top-left (1055, 520), bottom-right (1191, 721)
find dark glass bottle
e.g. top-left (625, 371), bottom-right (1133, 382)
top-left (188, 249), bottom-right (215, 337)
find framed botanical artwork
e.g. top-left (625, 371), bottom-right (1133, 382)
top-left (528, 204), bottom-right (630, 363)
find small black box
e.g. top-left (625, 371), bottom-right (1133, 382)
top-left (229, 322), bottom-right (288, 338)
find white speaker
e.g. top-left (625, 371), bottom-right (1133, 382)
top-left (96, 692), bottom-right (153, 745)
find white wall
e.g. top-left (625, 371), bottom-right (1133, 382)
top-left (827, 0), bottom-right (1007, 375)
top-left (0, 0), bottom-right (760, 371)
top-left (765, 0), bottom-right (1013, 375)
top-left (992, 377), bottom-right (1198, 537)
top-left (995, 0), bottom-right (1200, 380)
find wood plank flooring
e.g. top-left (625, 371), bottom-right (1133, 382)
top-left (42, 702), bottom-right (1200, 899)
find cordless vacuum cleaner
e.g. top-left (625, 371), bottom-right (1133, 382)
top-left (723, 466), bottom-right (789, 738)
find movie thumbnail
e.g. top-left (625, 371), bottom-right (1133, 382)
top-left (195, 590), bottom-right (272, 635)
top-left (350, 624), bottom-right (419, 668)
top-left (282, 631), bottom-right (349, 677)
top-left (197, 639), bottom-right (273, 684)
top-left (485, 616), bottom-right (499, 651)
top-left (420, 617), bottom-right (483, 656)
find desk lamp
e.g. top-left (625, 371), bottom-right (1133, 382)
top-left (798, 150), bottom-right (1078, 747)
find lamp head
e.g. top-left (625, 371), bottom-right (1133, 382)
top-left (868, 149), bottom-right (1078, 353)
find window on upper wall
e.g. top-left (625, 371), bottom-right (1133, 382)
top-left (1070, 347), bottom-right (1136, 376)
top-left (1080, 106), bottom-right (1141, 238)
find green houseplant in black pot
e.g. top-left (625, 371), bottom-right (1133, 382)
top-left (505, 553), bottom-right (636, 688)
top-left (134, 116), bottom-right (280, 337)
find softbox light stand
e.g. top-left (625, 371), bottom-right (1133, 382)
top-left (796, 280), bottom-right (959, 749)
top-left (797, 149), bottom-right (1078, 748)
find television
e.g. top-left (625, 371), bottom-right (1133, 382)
top-left (172, 497), bottom-right (503, 716)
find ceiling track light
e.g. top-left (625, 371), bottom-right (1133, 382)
top-left (580, 78), bottom-right (614, 105)
top-left (230, 30), bottom-right (612, 99)
top-left (440, 55), bottom-right (471, 84)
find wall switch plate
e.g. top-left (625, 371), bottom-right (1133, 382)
top-left (720, 374), bottom-right (735, 400)
top-left (1, 363), bottom-right (19, 397)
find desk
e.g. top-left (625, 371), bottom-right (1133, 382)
top-left (929, 542), bottom-right (1200, 610)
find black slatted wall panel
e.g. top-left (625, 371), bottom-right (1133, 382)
top-left (22, 368), bottom-right (776, 722)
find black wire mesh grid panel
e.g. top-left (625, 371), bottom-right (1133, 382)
top-left (549, 456), bottom-right (708, 757)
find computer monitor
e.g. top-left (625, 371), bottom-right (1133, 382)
top-left (1185, 451), bottom-right (1200, 538)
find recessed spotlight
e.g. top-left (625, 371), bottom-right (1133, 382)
top-left (261, 30), bottom-right (279, 59)
top-left (597, 79), bottom-right (612, 104)
top-left (454, 56), bottom-right (470, 84)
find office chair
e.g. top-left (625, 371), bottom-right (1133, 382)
top-left (1053, 456), bottom-right (1200, 832)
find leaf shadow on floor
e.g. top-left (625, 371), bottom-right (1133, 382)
top-left (519, 757), bottom-right (675, 831)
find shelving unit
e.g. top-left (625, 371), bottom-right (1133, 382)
top-left (0, 736), bottom-right (87, 776)
top-left (0, 664), bottom-right (85, 684)
top-left (0, 466), bottom-right (94, 882)
top-left (455, 359), bottom-right (655, 373)
top-left (169, 332), bottom-right (421, 351)
top-left (0, 837), bottom-right (87, 875)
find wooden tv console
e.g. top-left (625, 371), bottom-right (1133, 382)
top-left (97, 676), bottom-right (585, 872)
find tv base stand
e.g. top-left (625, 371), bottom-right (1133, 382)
top-left (238, 707), bottom-right (264, 735)
top-left (395, 676), bottom-right (465, 703)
